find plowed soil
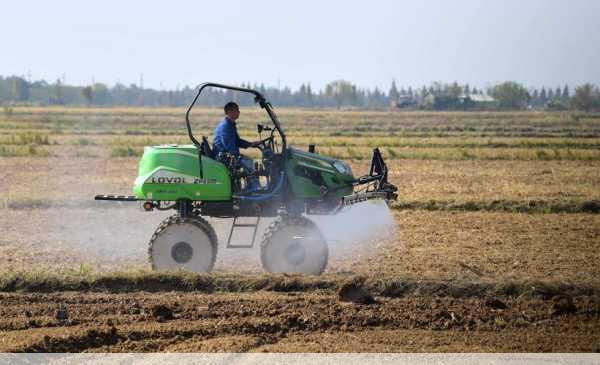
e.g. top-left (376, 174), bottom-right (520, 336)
top-left (1, 291), bottom-right (599, 352)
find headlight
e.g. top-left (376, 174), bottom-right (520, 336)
top-left (333, 161), bottom-right (353, 176)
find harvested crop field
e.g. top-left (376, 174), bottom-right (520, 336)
top-left (1, 107), bottom-right (599, 352)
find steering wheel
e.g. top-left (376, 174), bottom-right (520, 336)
top-left (256, 135), bottom-right (274, 151)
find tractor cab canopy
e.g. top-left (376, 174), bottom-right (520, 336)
top-left (185, 82), bottom-right (286, 157)
top-left (185, 83), bottom-right (288, 197)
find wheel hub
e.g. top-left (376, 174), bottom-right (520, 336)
top-left (284, 240), bottom-right (306, 266)
top-left (171, 241), bottom-right (193, 264)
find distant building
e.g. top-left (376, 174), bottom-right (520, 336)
top-left (465, 94), bottom-right (495, 103)
top-left (458, 93), bottom-right (496, 108)
top-left (418, 93), bottom-right (496, 110)
top-left (393, 95), bottom-right (418, 109)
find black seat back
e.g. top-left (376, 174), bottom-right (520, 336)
top-left (201, 136), bottom-right (214, 158)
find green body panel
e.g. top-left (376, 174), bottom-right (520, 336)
top-left (132, 144), bottom-right (355, 203)
top-left (285, 147), bottom-right (354, 199)
top-left (133, 145), bottom-right (232, 201)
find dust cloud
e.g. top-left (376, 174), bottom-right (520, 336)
top-left (311, 199), bottom-right (398, 269)
top-left (36, 112), bottom-right (168, 270)
top-left (216, 200), bottom-right (399, 273)
top-left (38, 198), bottom-right (397, 273)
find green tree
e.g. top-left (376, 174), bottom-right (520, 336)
top-left (52, 79), bottom-right (64, 105)
top-left (0, 76), bottom-right (5, 102)
top-left (325, 80), bottom-right (357, 109)
top-left (388, 80), bottom-right (399, 105)
top-left (562, 85), bottom-right (570, 102)
top-left (92, 83), bottom-right (110, 105)
top-left (540, 87), bottom-right (547, 104)
top-left (298, 83), bottom-right (307, 106)
top-left (82, 86), bottom-right (93, 105)
top-left (532, 89), bottom-right (539, 104)
top-left (448, 81), bottom-right (462, 98)
top-left (490, 81), bottom-right (530, 109)
top-left (570, 84), bottom-right (597, 112)
top-left (368, 87), bottom-right (386, 108)
top-left (11, 77), bottom-right (30, 102)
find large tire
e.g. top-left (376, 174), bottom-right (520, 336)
top-left (148, 215), bottom-right (218, 273)
top-left (260, 216), bottom-right (328, 275)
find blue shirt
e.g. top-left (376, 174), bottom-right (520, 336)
top-left (212, 117), bottom-right (251, 157)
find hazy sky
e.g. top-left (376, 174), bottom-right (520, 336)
top-left (2, 0), bottom-right (599, 91)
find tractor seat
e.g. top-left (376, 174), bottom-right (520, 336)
top-left (201, 136), bottom-right (214, 159)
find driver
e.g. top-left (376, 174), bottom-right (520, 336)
top-left (213, 101), bottom-right (261, 191)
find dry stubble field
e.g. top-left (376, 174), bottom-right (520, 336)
top-left (0, 107), bottom-right (599, 352)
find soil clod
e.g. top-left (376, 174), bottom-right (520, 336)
top-left (338, 281), bottom-right (377, 305)
top-left (484, 297), bottom-right (508, 310)
top-left (151, 304), bottom-right (174, 321)
top-left (550, 295), bottom-right (577, 316)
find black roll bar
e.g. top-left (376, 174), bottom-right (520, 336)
top-left (185, 82), bottom-right (286, 151)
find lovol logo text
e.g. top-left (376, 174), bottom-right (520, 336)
top-left (150, 176), bottom-right (218, 184)
top-left (151, 177), bottom-right (186, 184)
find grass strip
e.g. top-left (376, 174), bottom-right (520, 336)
top-left (1, 271), bottom-right (598, 299)
top-left (391, 199), bottom-right (600, 214)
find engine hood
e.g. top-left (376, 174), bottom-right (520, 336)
top-left (287, 147), bottom-right (353, 177)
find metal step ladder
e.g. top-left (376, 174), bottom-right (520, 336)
top-left (226, 216), bottom-right (261, 248)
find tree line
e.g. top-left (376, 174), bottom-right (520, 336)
top-left (0, 75), bottom-right (598, 111)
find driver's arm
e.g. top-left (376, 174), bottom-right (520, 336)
top-left (236, 131), bottom-right (260, 148)
top-left (236, 135), bottom-right (252, 149)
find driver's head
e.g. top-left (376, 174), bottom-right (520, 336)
top-left (224, 101), bottom-right (240, 121)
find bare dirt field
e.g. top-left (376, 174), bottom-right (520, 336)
top-left (1, 291), bottom-right (599, 352)
top-left (0, 108), bottom-right (599, 352)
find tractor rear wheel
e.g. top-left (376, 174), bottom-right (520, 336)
top-left (260, 216), bottom-right (328, 275)
top-left (148, 215), bottom-right (218, 273)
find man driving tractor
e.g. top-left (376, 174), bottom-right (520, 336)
top-left (95, 82), bottom-right (397, 275)
top-left (213, 101), bottom-right (261, 191)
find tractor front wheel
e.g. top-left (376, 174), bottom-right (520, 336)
top-left (260, 216), bottom-right (328, 275)
top-left (148, 215), bottom-right (218, 273)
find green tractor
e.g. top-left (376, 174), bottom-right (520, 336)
top-left (96, 83), bottom-right (397, 275)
